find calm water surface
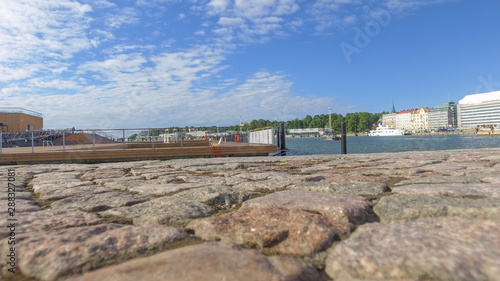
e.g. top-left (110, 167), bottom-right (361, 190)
top-left (285, 135), bottom-right (500, 156)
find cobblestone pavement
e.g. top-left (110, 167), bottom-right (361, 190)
top-left (2, 148), bottom-right (500, 280)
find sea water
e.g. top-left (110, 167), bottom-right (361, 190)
top-left (285, 135), bottom-right (500, 156)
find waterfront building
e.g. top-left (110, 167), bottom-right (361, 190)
top-left (382, 113), bottom-right (397, 127)
top-left (428, 102), bottom-right (457, 130)
top-left (287, 128), bottom-right (324, 137)
top-left (457, 91), bottom-right (500, 129)
top-left (395, 109), bottom-right (414, 131)
top-left (0, 107), bottom-right (43, 132)
top-left (411, 107), bottom-right (431, 132)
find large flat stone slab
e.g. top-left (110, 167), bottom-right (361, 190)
top-left (0, 224), bottom-right (188, 281)
top-left (394, 175), bottom-right (483, 186)
top-left (79, 168), bottom-right (129, 181)
top-left (325, 218), bottom-right (500, 281)
top-left (92, 176), bottom-right (145, 185)
top-left (125, 182), bottom-right (205, 196)
top-left (31, 172), bottom-right (81, 182)
top-left (241, 190), bottom-right (377, 225)
top-left (393, 183), bottom-right (500, 198)
top-left (289, 182), bottom-right (389, 197)
top-left (171, 185), bottom-right (259, 209)
top-left (0, 208), bottom-right (102, 239)
top-left (100, 197), bottom-right (216, 228)
top-left (187, 207), bottom-right (342, 256)
top-left (0, 199), bottom-right (41, 213)
top-left (374, 194), bottom-right (500, 222)
top-left (176, 174), bottom-right (245, 186)
top-left (50, 191), bottom-right (150, 212)
top-left (32, 181), bottom-right (108, 201)
top-left (67, 242), bottom-right (320, 281)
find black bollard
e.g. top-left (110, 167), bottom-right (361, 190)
top-left (279, 122), bottom-right (287, 156)
top-left (341, 122), bottom-right (347, 154)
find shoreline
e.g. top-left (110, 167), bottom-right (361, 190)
top-left (287, 131), bottom-right (498, 138)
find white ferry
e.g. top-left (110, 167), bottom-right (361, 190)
top-left (368, 125), bottom-right (405, 136)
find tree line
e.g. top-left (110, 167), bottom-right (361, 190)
top-left (128, 112), bottom-right (385, 140)
top-left (248, 112), bottom-right (384, 133)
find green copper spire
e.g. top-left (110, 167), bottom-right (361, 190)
top-left (391, 101), bottom-right (396, 114)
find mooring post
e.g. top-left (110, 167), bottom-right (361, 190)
top-left (31, 132), bottom-right (34, 153)
top-left (92, 131), bottom-right (96, 151)
top-left (151, 129), bottom-right (155, 149)
top-left (279, 122), bottom-right (286, 156)
top-left (341, 122), bottom-right (347, 154)
top-left (63, 131), bottom-right (66, 152)
top-left (122, 130), bottom-right (126, 150)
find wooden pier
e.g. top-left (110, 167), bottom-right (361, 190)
top-left (0, 140), bottom-right (277, 165)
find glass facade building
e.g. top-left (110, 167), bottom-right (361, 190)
top-left (428, 102), bottom-right (457, 130)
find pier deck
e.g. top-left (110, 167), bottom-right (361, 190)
top-left (0, 141), bottom-right (277, 164)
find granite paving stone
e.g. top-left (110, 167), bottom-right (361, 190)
top-left (79, 168), bottom-right (129, 181)
top-left (325, 218), bottom-right (500, 281)
top-left (92, 175), bottom-right (145, 185)
top-left (0, 224), bottom-right (188, 281)
top-left (187, 207), bottom-right (343, 256)
top-left (289, 181), bottom-right (389, 197)
top-left (241, 190), bottom-right (377, 225)
top-left (66, 242), bottom-right (321, 281)
top-left (392, 183), bottom-right (500, 198)
top-left (32, 181), bottom-right (108, 202)
top-left (126, 182), bottom-right (205, 196)
top-left (171, 185), bottom-right (260, 208)
top-left (393, 175), bottom-right (483, 186)
top-left (100, 197), bottom-right (216, 227)
top-left (0, 208), bottom-right (102, 239)
top-left (31, 171), bottom-right (81, 182)
top-left (374, 194), bottom-right (500, 222)
top-left (50, 191), bottom-right (150, 212)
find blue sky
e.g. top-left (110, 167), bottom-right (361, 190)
top-left (1, 0), bottom-right (499, 129)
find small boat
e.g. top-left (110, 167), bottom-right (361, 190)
top-left (368, 125), bottom-right (404, 136)
top-left (326, 134), bottom-right (340, 140)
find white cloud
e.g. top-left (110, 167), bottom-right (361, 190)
top-left (29, 79), bottom-right (79, 90)
top-left (207, 0), bottom-right (230, 14)
top-left (86, 0), bottom-right (116, 9)
top-left (105, 7), bottom-right (140, 29)
top-left (308, 0), bottom-right (459, 33)
top-left (0, 0), bottom-right (93, 83)
top-left (202, 0), bottom-right (301, 43)
top-left (0, 66), bottom-right (36, 83)
top-left (79, 53), bottom-right (148, 78)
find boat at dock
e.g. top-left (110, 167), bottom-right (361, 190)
top-left (326, 134), bottom-right (341, 140)
top-left (368, 125), bottom-right (404, 136)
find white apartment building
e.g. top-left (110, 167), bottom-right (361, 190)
top-left (457, 91), bottom-right (500, 129)
top-left (411, 107), bottom-right (430, 132)
top-left (396, 110), bottom-right (414, 131)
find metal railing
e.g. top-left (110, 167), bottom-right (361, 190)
top-left (0, 126), bottom-right (279, 155)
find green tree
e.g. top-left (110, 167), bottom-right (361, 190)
top-left (345, 113), bottom-right (359, 133)
top-left (303, 115), bottom-right (313, 128)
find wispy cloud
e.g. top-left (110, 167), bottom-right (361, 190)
top-left (104, 7), bottom-right (140, 29)
top-left (200, 0), bottom-right (301, 43)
